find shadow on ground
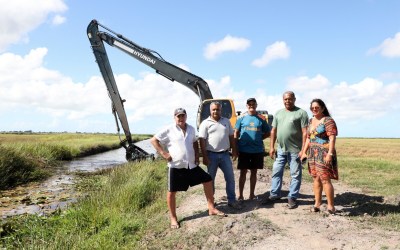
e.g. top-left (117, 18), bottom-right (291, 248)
top-left (335, 192), bottom-right (400, 216)
top-left (207, 191), bottom-right (400, 218)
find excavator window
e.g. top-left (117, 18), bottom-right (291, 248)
top-left (200, 99), bottom-right (233, 122)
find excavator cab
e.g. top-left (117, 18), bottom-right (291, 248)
top-left (256, 110), bottom-right (274, 125)
top-left (197, 99), bottom-right (237, 129)
top-left (237, 110), bottom-right (274, 125)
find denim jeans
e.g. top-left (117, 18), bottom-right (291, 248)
top-left (207, 151), bottom-right (236, 203)
top-left (270, 149), bottom-right (302, 199)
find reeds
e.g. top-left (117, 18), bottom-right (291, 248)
top-left (0, 133), bottom-right (149, 189)
top-left (1, 160), bottom-right (167, 249)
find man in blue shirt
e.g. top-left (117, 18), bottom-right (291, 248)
top-left (234, 98), bottom-right (270, 201)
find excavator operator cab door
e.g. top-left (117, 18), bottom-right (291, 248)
top-left (197, 99), bottom-right (237, 129)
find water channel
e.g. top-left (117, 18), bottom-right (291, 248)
top-left (0, 140), bottom-right (157, 218)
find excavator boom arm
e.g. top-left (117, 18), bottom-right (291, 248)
top-left (87, 19), bottom-right (216, 161)
top-left (87, 20), bottom-right (213, 101)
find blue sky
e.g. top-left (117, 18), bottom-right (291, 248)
top-left (1, 0), bottom-right (399, 138)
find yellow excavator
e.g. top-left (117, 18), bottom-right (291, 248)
top-left (87, 20), bottom-right (237, 161)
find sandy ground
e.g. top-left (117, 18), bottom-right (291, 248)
top-left (154, 165), bottom-right (400, 250)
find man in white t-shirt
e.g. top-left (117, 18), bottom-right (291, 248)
top-left (151, 108), bottom-right (226, 229)
top-left (199, 101), bottom-right (241, 209)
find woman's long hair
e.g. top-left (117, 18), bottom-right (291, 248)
top-left (310, 98), bottom-right (331, 117)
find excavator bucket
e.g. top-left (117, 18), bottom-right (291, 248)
top-left (125, 144), bottom-right (155, 162)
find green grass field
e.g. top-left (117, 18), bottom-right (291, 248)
top-left (336, 138), bottom-right (400, 196)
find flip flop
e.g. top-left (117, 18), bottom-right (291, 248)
top-left (209, 211), bottom-right (227, 217)
top-left (170, 223), bottom-right (180, 229)
top-left (310, 206), bottom-right (320, 212)
top-left (327, 209), bottom-right (336, 215)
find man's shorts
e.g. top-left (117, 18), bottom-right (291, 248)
top-left (168, 166), bottom-right (212, 192)
top-left (237, 152), bottom-right (264, 170)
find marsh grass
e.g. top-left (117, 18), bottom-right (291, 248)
top-left (0, 145), bottom-right (49, 188)
top-left (1, 160), bottom-right (168, 249)
top-left (0, 133), bottom-right (151, 189)
top-left (0, 133), bottom-right (151, 153)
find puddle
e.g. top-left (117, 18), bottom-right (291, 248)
top-left (0, 174), bottom-right (78, 218)
top-left (1, 139), bottom-right (155, 218)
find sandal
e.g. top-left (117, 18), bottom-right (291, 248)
top-left (249, 195), bottom-right (259, 200)
top-left (327, 209), bottom-right (336, 215)
top-left (310, 206), bottom-right (320, 212)
top-left (209, 211), bottom-right (227, 217)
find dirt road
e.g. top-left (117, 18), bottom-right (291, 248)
top-left (144, 166), bottom-right (400, 250)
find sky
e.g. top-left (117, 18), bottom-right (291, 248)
top-left (1, 0), bottom-right (399, 138)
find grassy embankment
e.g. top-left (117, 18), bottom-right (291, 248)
top-left (0, 133), bottom-right (150, 189)
top-left (1, 136), bottom-right (399, 248)
top-left (1, 160), bottom-right (167, 249)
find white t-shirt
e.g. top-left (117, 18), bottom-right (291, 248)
top-left (155, 123), bottom-right (198, 169)
top-left (198, 116), bottom-right (233, 152)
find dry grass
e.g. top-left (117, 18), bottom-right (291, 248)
top-left (334, 138), bottom-right (400, 196)
top-left (337, 138), bottom-right (400, 162)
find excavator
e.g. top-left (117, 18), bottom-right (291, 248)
top-left (86, 19), bottom-right (237, 161)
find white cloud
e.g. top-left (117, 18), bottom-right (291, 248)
top-left (252, 41), bottom-right (290, 67)
top-left (0, 47), bottom-right (246, 133)
top-left (284, 75), bottom-right (400, 121)
top-left (114, 72), bottom-right (200, 121)
top-left (0, 48), bottom-right (203, 132)
top-left (52, 14), bottom-right (66, 25)
top-left (0, 48), bottom-right (108, 115)
top-left (367, 32), bottom-right (400, 58)
top-left (1, 48), bottom-right (399, 135)
top-left (0, 0), bottom-right (67, 52)
top-left (287, 74), bottom-right (331, 92)
top-left (204, 35), bottom-right (251, 60)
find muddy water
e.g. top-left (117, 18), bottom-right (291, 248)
top-left (0, 139), bottom-right (156, 219)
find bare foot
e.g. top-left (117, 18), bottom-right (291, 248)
top-left (170, 223), bottom-right (180, 229)
top-left (170, 217), bottom-right (179, 229)
top-left (209, 208), bottom-right (227, 217)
